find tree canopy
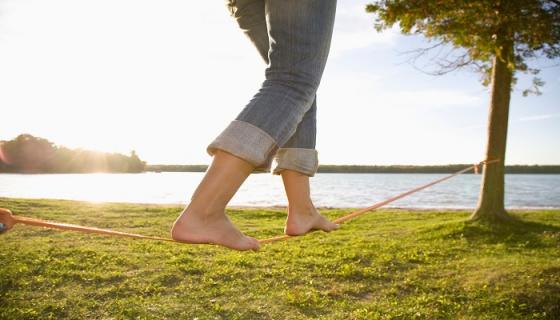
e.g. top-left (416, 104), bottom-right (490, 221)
top-left (367, 0), bottom-right (560, 93)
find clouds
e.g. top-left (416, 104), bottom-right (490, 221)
top-left (319, 67), bottom-right (483, 114)
top-left (330, 0), bottom-right (397, 57)
top-left (379, 89), bottom-right (482, 109)
top-left (0, 0), bottom-right (558, 165)
top-left (518, 113), bottom-right (560, 122)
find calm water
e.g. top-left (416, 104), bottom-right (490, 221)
top-left (0, 173), bottom-right (559, 209)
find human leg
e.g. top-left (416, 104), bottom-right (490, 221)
top-left (281, 169), bottom-right (339, 236)
top-left (226, 0), bottom-right (337, 236)
top-left (273, 99), bottom-right (318, 176)
top-left (207, 0), bottom-right (337, 177)
top-left (170, 1), bottom-right (269, 251)
top-left (175, 0), bottom-right (337, 248)
top-left (228, 0), bottom-right (323, 176)
top-left (228, 0), bottom-right (269, 62)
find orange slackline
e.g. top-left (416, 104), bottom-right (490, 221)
top-left (0, 159), bottom-right (499, 245)
top-left (259, 159), bottom-right (499, 243)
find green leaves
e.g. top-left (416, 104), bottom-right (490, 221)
top-left (366, 0), bottom-right (560, 86)
top-left (522, 77), bottom-right (545, 96)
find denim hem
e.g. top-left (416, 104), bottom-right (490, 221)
top-left (252, 156), bottom-right (273, 174)
top-left (207, 120), bottom-right (277, 169)
top-left (272, 148), bottom-right (319, 177)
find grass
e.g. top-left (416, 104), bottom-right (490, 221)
top-left (0, 197), bottom-right (559, 319)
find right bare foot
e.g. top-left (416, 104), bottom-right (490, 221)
top-left (171, 208), bottom-right (260, 251)
top-left (284, 204), bottom-right (339, 236)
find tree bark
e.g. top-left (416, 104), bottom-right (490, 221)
top-left (470, 42), bottom-right (514, 222)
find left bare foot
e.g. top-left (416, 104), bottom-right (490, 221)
top-left (171, 208), bottom-right (260, 251)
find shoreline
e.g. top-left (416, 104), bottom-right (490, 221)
top-left (2, 171), bottom-right (560, 175)
top-left (1, 197), bottom-right (559, 211)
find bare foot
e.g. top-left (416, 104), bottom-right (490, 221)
top-left (171, 208), bottom-right (260, 251)
top-left (284, 204), bottom-right (339, 236)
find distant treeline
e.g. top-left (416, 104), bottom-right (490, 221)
top-left (147, 164), bottom-right (208, 172)
top-left (0, 134), bottom-right (146, 173)
top-left (318, 164), bottom-right (560, 174)
top-left (147, 164), bottom-right (560, 174)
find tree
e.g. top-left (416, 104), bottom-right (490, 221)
top-left (0, 134), bottom-right (147, 173)
top-left (366, 0), bottom-right (560, 222)
top-left (0, 134), bottom-right (57, 172)
top-left (128, 150), bottom-right (146, 173)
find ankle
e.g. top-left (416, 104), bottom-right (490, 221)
top-left (287, 200), bottom-right (315, 216)
top-left (184, 202), bottom-right (225, 219)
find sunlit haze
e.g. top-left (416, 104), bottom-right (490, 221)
top-left (1, 0), bottom-right (559, 165)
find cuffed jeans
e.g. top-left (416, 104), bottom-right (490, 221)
top-left (207, 0), bottom-right (337, 177)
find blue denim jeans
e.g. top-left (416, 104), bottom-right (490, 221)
top-left (207, 0), bottom-right (337, 176)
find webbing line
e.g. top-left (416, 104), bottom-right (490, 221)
top-left (0, 159), bottom-right (499, 245)
top-left (259, 159), bottom-right (498, 243)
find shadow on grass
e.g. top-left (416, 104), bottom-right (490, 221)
top-left (446, 216), bottom-right (560, 248)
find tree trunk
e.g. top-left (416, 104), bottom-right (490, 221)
top-left (470, 42), bottom-right (514, 222)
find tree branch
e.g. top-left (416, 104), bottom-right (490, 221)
top-left (396, 41), bottom-right (479, 76)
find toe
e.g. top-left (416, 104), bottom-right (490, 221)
top-left (250, 237), bottom-right (261, 251)
top-left (318, 216), bottom-right (338, 232)
top-left (243, 236), bottom-right (260, 251)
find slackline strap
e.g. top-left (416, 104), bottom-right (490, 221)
top-left (0, 159), bottom-right (499, 245)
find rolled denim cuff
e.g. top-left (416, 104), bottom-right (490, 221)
top-left (273, 148), bottom-right (319, 177)
top-left (207, 120), bottom-right (277, 170)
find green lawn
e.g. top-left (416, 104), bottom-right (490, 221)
top-left (1, 197), bottom-right (559, 319)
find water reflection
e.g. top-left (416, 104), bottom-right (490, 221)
top-left (0, 173), bottom-right (559, 209)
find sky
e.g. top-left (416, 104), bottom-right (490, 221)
top-left (1, 0), bottom-right (559, 165)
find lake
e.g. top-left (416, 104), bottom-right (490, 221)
top-left (1, 173), bottom-right (559, 209)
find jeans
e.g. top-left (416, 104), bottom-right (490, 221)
top-left (207, 0), bottom-right (337, 176)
